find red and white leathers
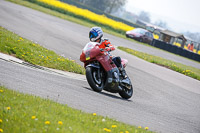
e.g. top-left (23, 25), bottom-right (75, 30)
top-left (96, 39), bottom-right (122, 69)
top-left (98, 39), bottom-right (115, 52)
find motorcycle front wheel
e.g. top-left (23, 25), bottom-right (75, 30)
top-left (119, 77), bottom-right (133, 99)
top-left (86, 66), bottom-right (104, 92)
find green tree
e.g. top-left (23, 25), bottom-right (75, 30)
top-left (73, 0), bottom-right (127, 13)
top-left (106, 0), bottom-right (127, 14)
top-left (138, 11), bottom-right (151, 23)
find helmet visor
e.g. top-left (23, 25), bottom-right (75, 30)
top-left (89, 31), bottom-right (98, 39)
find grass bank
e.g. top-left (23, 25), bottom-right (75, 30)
top-left (0, 86), bottom-right (153, 133)
top-left (118, 46), bottom-right (200, 81)
top-left (0, 26), bottom-right (85, 74)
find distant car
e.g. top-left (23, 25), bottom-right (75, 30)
top-left (126, 28), bottom-right (154, 44)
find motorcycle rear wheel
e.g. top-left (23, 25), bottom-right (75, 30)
top-left (86, 66), bottom-right (104, 92)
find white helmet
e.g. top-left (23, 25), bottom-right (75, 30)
top-left (89, 27), bottom-right (103, 42)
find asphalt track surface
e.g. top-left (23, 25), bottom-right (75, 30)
top-left (0, 1), bottom-right (200, 133)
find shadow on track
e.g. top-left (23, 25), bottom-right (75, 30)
top-left (83, 86), bottom-right (132, 102)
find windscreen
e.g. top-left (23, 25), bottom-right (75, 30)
top-left (83, 42), bottom-right (98, 53)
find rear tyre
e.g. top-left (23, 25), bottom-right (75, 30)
top-left (86, 67), bottom-right (104, 92)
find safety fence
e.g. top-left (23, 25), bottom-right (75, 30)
top-left (151, 39), bottom-right (200, 62)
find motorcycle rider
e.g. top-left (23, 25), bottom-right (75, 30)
top-left (89, 27), bottom-right (126, 77)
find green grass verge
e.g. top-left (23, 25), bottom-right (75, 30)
top-left (0, 86), bottom-right (153, 133)
top-left (118, 46), bottom-right (200, 81)
top-left (0, 26), bottom-right (85, 74)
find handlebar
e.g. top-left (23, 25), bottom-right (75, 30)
top-left (100, 48), bottom-right (112, 57)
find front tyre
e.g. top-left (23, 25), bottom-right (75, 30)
top-left (119, 78), bottom-right (133, 99)
top-left (86, 66), bottom-right (104, 92)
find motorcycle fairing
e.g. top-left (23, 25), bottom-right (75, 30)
top-left (104, 67), bottom-right (122, 93)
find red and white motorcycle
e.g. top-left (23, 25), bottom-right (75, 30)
top-left (80, 42), bottom-right (133, 99)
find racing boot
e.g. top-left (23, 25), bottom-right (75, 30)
top-left (119, 65), bottom-right (126, 79)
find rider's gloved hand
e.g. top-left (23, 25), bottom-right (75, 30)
top-left (102, 40), bottom-right (111, 46)
top-left (105, 47), bottom-right (111, 51)
top-left (105, 47), bottom-right (115, 51)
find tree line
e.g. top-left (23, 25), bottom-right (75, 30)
top-left (61, 0), bottom-right (127, 14)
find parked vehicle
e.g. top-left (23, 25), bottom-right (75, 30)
top-left (80, 42), bottom-right (133, 99)
top-left (126, 28), bottom-right (154, 44)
